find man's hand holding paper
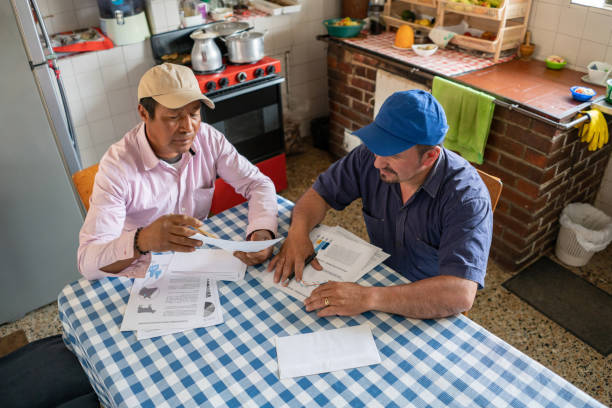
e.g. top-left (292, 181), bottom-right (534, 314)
top-left (233, 229), bottom-right (277, 266)
top-left (138, 214), bottom-right (204, 253)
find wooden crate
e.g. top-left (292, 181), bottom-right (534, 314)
top-left (438, 0), bottom-right (529, 20)
top-left (382, 0), bottom-right (532, 61)
top-left (447, 18), bottom-right (524, 53)
top-left (382, 0), bottom-right (437, 32)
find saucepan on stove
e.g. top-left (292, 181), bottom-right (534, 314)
top-left (204, 21), bottom-right (251, 37)
top-left (221, 30), bottom-right (266, 64)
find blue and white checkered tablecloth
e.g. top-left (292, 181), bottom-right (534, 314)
top-left (58, 196), bottom-right (604, 408)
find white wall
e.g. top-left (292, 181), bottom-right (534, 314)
top-left (43, 0), bottom-right (340, 168)
top-left (528, 0), bottom-right (612, 71)
top-left (57, 44), bottom-right (154, 168)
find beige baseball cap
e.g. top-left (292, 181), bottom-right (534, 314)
top-left (137, 63), bottom-right (215, 110)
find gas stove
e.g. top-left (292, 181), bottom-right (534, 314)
top-left (194, 56), bottom-right (281, 94)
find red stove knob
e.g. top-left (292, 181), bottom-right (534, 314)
top-left (236, 72), bottom-right (247, 83)
top-left (218, 77), bottom-right (229, 88)
top-left (265, 65), bottom-right (276, 75)
top-left (254, 68), bottom-right (264, 78)
top-left (205, 81), bottom-right (216, 91)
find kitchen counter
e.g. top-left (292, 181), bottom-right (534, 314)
top-left (320, 34), bottom-right (612, 272)
top-left (321, 33), bottom-right (605, 122)
top-left (457, 59), bottom-right (607, 121)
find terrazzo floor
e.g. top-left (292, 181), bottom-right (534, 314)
top-left (1, 144), bottom-right (610, 406)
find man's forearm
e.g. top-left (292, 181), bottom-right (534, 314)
top-left (366, 276), bottom-right (477, 319)
top-left (289, 187), bottom-right (330, 234)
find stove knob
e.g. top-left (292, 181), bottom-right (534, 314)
top-left (254, 68), bottom-right (264, 78)
top-left (265, 65), bottom-right (276, 75)
top-left (218, 77), bottom-right (229, 88)
top-left (205, 81), bottom-right (216, 91)
top-left (236, 72), bottom-right (247, 83)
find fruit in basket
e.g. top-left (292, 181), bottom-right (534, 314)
top-left (332, 17), bottom-right (361, 26)
top-left (394, 25), bottom-right (415, 48)
top-left (481, 31), bottom-right (496, 40)
top-left (547, 55), bottom-right (565, 64)
top-left (415, 18), bottom-right (432, 26)
top-left (401, 10), bottom-right (416, 22)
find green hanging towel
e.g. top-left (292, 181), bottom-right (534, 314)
top-left (432, 76), bottom-right (495, 164)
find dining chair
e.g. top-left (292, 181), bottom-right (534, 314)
top-left (476, 168), bottom-right (503, 212)
top-left (463, 168), bottom-right (503, 317)
top-left (72, 163), bottom-right (99, 211)
top-left (70, 154), bottom-right (287, 214)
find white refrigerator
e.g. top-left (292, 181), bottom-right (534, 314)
top-left (1, 0), bottom-right (86, 323)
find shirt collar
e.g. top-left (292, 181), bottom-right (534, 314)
top-left (420, 148), bottom-right (446, 198)
top-left (136, 123), bottom-right (160, 171)
top-left (136, 123), bottom-right (198, 171)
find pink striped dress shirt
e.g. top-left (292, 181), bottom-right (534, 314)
top-left (78, 121), bottom-right (278, 280)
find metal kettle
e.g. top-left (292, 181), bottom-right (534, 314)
top-left (190, 30), bottom-right (222, 72)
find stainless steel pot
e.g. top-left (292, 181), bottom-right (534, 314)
top-left (190, 30), bottom-right (223, 72)
top-left (223, 31), bottom-right (265, 64)
top-left (204, 21), bottom-right (250, 37)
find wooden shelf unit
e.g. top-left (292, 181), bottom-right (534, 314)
top-left (381, 0), bottom-right (532, 61)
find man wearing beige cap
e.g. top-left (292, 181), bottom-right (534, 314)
top-left (78, 63), bottom-right (278, 280)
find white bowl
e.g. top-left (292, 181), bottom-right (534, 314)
top-left (412, 44), bottom-right (438, 57)
top-left (211, 7), bottom-right (233, 20)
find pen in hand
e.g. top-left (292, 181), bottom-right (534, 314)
top-left (285, 252), bottom-right (316, 283)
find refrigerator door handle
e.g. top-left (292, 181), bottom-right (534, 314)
top-left (29, 0), bottom-right (53, 55)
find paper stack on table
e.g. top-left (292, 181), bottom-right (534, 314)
top-left (254, 225), bottom-right (389, 301)
top-left (121, 234), bottom-right (282, 340)
top-left (121, 249), bottom-right (246, 340)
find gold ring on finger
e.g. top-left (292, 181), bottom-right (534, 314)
top-left (324, 297), bottom-right (330, 306)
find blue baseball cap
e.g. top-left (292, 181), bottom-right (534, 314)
top-left (353, 90), bottom-right (448, 156)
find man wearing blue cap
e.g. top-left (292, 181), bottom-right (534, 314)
top-left (268, 90), bottom-right (493, 319)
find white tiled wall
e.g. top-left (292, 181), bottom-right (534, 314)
top-left (595, 154), bottom-right (612, 216)
top-left (527, 1), bottom-right (612, 216)
top-left (250, 0), bottom-right (341, 138)
top-left (146, 0), bottom-right (181, 34)
top-left (57, 42), bottom-right (155, 167)
top-left (52, 0), bottom-right (341, 168)
top-left (37, 0), bottom-right (100, 34)
top-left (528, 0), bottom-right (612, 71)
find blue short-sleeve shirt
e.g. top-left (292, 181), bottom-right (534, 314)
top-left (313, 145), bottom-right (492, 288)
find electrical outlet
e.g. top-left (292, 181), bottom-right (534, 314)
top-left (343, 129), bottom-right (362, 152)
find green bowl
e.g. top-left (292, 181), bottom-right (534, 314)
top-left (323, 18), bottom-right (365, 38)
top-left (546, 59), bottom-right (567, 70)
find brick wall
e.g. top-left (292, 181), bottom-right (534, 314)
top-left (326, 43), bottom-right (612, 272)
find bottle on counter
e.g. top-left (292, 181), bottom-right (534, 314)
top-left (368, 4), bottom-right (384, 35)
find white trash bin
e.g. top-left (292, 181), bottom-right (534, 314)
top-left (555, 203), bottom-right (612, 267)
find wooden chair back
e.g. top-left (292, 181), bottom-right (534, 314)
top-left (463, 169), bottom-right (502, 317)
top-left (477, 169), bottom-right (502, 212)
top-left (72, 164), bottom-right (99, 212)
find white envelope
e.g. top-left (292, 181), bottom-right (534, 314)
top-left (276, 325), bottom-right (381, 379)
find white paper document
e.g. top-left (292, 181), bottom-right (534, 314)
top-left (121, 252), bottom-right (225, 338)
top-left (169, 248), bottom-right (247, 281)
top-left (276, 325), bottom-right (381, 379)
top-left (191, 233), bottom-right (283, 253)
top-left (253, 225), bottom-right (389, 300)
top-left (136, 279), bottom-right (223, 340)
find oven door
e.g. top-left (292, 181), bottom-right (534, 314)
top-left (201, 76), bottom-right (285, 164)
